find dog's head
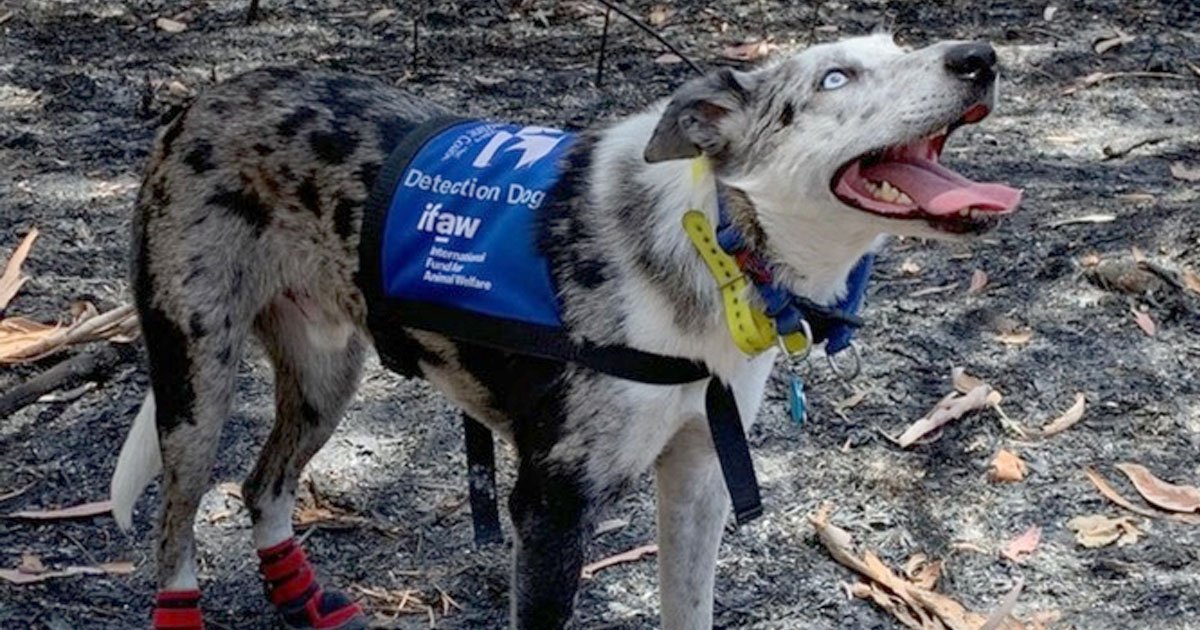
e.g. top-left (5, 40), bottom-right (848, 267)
top-left (645, 35), bottom-right (1021, 247)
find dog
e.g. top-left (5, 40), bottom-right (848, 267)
top-left (110, 34), bottom-right (1020, 629)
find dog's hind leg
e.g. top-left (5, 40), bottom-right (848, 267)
top-left (134, 243), bottom-right (257, 629)
top-left (654, 419), bottom-right (729, 630)
top-left (242, 295), bottom-right (368, 629)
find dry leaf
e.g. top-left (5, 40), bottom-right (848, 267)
top-left (1046, 214), bottom-right (1116, 228)
top-left (1066, 514), bottom-right (1143, 548)
top-left (968, 269), bottom-right (989, 294)
top-left (0, 303), bottom-right (136, 363)
top-left (647, 5), bottom-right (672, 26)
top-left (900, 259), bottom-right (922, 275)
top-left (811, 504), bottom-right (1024, 630)
top-left (1031, 609), bottom-right (1063, 630)
top-left (1116, 463), bottom-right (1200, 513)
top-left (18, 553), bottom-right (45, 575)
top-left (1131, 309), bottom-right (1156, 336)
top-left (1093, 32), bottom-right (1135, 55)
top-left (995, 329), bottom-right (1033, 346)
top-left (1040, 393), bottom-right (1085, 436)
top-left (721, 40), bottom-right (777, 62)
top-left (155, 17), bottom-right (187, 33)
top-left (902, 554), bottom-right (942, 590)
top-left (580, 544), bottom-right (657, 579)
top-left (1079, 252), bottom-right (1101, 267)
top-left (1042, 5), bottom-right (1058, 20)
top-left (0, 560), bottom-right (133, 585)
top-left (1085, 467), bottom-right (1163, 518)
top-left (1169, 162), bottom-right (1200, 182)
top-left (951, 367), bottom-right (987, 395)
top-left (293, 504), bottom-right (364, 528)
top-left (0, 228), bottom-right (38, 311)
top-left (654, 52), bottom-right (684, 65)
top-left (990, 449), bottom-right (1027, 483)
top-left (1182, 268), bottom-right (1200, 295)
top-left (1001, 526), bottom-right (1040, 562)
top-left (897, 385), bottom-right (994, 448)
top-left (7, 499), bottom-right (112, 520)
top-left (366, 8), bottom-right (396, 25)
top-left (165, 80), bottom-right (192, 98)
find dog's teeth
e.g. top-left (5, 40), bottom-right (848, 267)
top-left (959, 208), bottom-right (971, 217)
top-left (872, 180), bottom-right (901, 203)
top-left (895, 191), bottom-right (913, 205)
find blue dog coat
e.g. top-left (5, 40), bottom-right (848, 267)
top-left (374, 119), bottom-right (575, 328)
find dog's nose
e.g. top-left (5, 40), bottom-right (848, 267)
top-left (944, 42), bottom-right (997, 85)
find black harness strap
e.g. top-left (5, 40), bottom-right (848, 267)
top-left (462, 413), bottom-right (503, 545)
top-left (705, 380), bottom-right (764, 525)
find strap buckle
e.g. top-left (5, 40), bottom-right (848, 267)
top-left (777, 318), bottom-right (812, 361)
top-left (826, 341), bottom-right (862, 381)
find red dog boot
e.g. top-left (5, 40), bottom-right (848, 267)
top-left (152, 590), bottom-right (204, 630)
top-left (258, 538), bottom-right (367, 630)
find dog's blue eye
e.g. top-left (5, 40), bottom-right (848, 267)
top-left (821, 69), bottom-right (850, 90)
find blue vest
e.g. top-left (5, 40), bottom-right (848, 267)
top-left (374, 119), bottom-right (573, 328)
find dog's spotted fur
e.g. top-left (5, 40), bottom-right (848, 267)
top-left (113, 35), bottom-right (1008, 629)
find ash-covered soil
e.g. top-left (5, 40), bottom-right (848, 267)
top-left (1, 1), bottom-right (1199, 628)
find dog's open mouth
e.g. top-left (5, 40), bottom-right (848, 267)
top-left (831, 104), bottom-right (1022, 234)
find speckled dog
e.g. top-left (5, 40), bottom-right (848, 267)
top-left (111, 35), bottom-right (1019, 630)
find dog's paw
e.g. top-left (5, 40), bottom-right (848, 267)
top-left (258, 538), bottom-right (367, 630)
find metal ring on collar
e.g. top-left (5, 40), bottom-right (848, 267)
top-left (826, 342), bottom-right (862, 381)
top-left (778, 319), bottom-right (813, 361)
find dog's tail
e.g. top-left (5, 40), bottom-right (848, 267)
top-left (110, 393), bottom-right (161, 531)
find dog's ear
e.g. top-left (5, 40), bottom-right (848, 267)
top-left (644, 68), bottom-right (754, 163)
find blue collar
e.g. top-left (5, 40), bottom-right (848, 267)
top-left (712, 188), bottom-right (873, 356)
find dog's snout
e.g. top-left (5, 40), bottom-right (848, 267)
top-left (944, 43), bottom-right (997, 85)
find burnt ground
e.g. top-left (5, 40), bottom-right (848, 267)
top-left (1, 0), bottom-right (1199, 628)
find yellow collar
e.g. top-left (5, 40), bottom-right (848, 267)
top-left (682, 158), bottom-right (810, 357)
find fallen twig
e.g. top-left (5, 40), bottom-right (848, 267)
top-left (1062, 71), bottom-right (1191, 96)
top-left (580, 543), bottom-right (657, 579)
top-left (979, 577), bottom-right (1025, 630)
top-left (594, 0), bottom-right (703, 75)
top-left (0, 482), bottom-right (37, 503)
top-left (1046, 214), bottom-right (1116, 228)
top-left (1101, 135), bottom-right (1170, 160)
top-left (0, 343), bottom-right (138, 418)
top-left (595, 8), bottom-right (611, 87)
top-left (7, 499), bottom-right (112, 520)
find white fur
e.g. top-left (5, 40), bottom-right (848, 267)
top-left (110, 393), bottom-right (161, 531)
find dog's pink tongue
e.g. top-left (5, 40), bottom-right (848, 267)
top-left (861, 160), bottom-right (1022, 215)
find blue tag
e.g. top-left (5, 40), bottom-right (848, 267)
top-left (789, 374), bottom-right (808, 425)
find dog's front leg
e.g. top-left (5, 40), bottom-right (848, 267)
top-left (508, 459), bottom-right (590, 630)
top-left (655, 417), bottom-right (729, 630)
